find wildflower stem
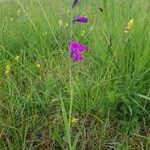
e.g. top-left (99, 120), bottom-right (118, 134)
top-left (68, 5), bottom-right (74, 150)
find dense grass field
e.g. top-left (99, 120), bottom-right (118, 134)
top-left (0, 0), bottom-right (150, 149)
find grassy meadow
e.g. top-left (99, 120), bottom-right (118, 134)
top-left (0, 0), bottom-right (150, 149)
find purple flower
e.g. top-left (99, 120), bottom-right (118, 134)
top-left (69, 41), bottom-right (88, 62)
top-left (73, 16), bottom-right (89, 23)
top-left (71, 51), bottom-right (83, 62)
top-left (72, 0), bottom-right (79, 8)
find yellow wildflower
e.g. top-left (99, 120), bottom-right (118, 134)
top-left (71, 117), bottom-right (78, 124)
top-left (5, 65), bottom-right (11, 74)
top-left (125, 19), bottom-right (134, 33)
top-left (127, 19), bottom-right (134, 30)
top-left (65, 22), bottom-right (69, 28)
top-left (81, 30), bottom-right (86, 36)
top-left (15, 56), bottom-right (20, 61)
top-left (59, 20), bottom-right (63, 27)
top-left (36, 64), bottom-right (41, 69)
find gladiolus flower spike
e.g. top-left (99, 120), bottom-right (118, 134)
top-left (69, 1), bottom-right (89, 62)
top-left (73, 16), bottom-right (89, 23)
top-left (69, 41), bottom-right (88, 62)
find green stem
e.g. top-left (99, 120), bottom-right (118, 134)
top-left (68, 5), bottom-right (74, 150)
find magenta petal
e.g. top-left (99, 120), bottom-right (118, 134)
top-left (72, 52), bottom-right (83, 62)
top-left (69, 41), bottom-right (88, 52)
top-left (73, 16), bottom-right (89, 23)
top-left (69, 41), bottom-right (88, 62)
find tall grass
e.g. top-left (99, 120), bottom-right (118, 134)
top-left (0, 0), bottom-right (150, 149)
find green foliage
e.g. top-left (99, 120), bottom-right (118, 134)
top-left (0, 0), bottom-right (150, 149)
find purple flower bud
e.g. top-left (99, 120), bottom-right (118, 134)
top-left (72, 0), bottom-right (79, 8)
top-left (69, 41), bottom-right (88, 62)
top-left (73, 16), bottom-right (89, 23)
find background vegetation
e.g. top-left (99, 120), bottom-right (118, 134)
top-left (0, 0), bottom-right (150, 149)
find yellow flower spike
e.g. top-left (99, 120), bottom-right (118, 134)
top-left (36, 64), bottom-right (41, 69)
top-left (127, 19), bottom-right (134, 30)
top-left (15, 56), bottom-right (20, 61)
top-left (71, 117), bottom-right (78, 124)
top-left (5, 65), bottom-right (11, 74)
top-left (59, 20), bottom-right (63, 27)
top-left (81, 30), bottom-right (86, 36)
